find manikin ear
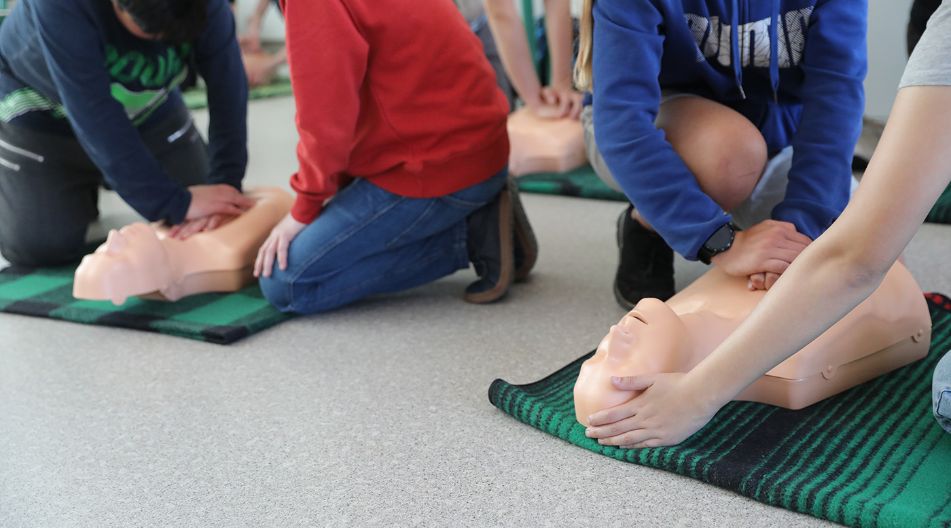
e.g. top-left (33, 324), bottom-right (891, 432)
top-left (110, 293), bottom-right (128, 306)
top-left (105, 229), bottom-right (128, 255)
top-left (104, 279), bottom-right (128, 306)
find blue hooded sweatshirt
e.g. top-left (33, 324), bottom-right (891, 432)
top-left (591, 0), bottom-right (867, 260)
top-left (0, 0), bottom-right (248, 225)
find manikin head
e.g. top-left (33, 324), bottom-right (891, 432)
top-left (73, 223), bottom-right (175, 306)
top-left (574, 298), bottom-right (693, 426)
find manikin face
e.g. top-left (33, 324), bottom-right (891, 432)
top-left (73, 223), bottom-right (173, 305)
top-left (573, 298), bottom-right (692, 426)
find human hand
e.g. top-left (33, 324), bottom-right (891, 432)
top-left (254, 212), bottom-right (307, 278)
top-left (167, 213), bottom-right (235, 240)
top-left (525, 90), bottom-right (566, 120)
top-left (748, 272), bottom-right (782, 291)
top-left (546, 84), bottom-right (584, 120)
top-left (584, 373), bottom-right (724, 448)
top-left (186, 184), bottom-right (256, 221)
top-left (239, 18), bottom-right (263, 53)
top-left (711, 220), bottom-right (811, 278)
top-left (244, 57), bottom-right (278, 87)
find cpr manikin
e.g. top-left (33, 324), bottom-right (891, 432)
top-left (73, 187), bottom-right (292, 305)
top-left (574, 262), bottom-right (932, 424)
top-left (506, 107), bottom-right (587, 176)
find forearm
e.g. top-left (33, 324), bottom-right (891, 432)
top-left (199, 1), bottom-right (249, 188)
top-left (484, 0), bottom-right (542, 103)
top-left (247, 0), bottom-right (271, 29)
top-left (689, 240), bottom-right (885, 409)
top-left (543, 0), bottom-right (573, 89)
top-left (686, 85), bottom-right (951, 408)
top-left (253, 0), bottom-right (270, 21)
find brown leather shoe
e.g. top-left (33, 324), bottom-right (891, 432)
top-left (464, 186), bottom-right (514, 304)
top-left (510, 178), bottom-right (537, 282)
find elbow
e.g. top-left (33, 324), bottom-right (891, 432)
top-left (841, 261), bottom-right (888, 294)
top-left (812, 241), bottom-right (891, 295)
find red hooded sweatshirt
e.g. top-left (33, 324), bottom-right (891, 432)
top-left (280, 0), bottom-right (511, 223)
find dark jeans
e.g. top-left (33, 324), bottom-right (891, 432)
top-left (0, 104), bottom-right (209, 267)
top-left (935, 351), bottom-right (951, 434)
top-left (259, 170), bottom-right (508, 314)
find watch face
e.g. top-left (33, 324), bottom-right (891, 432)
top-left (707, 224), bottom-right (734, 251)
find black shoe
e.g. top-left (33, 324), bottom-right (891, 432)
top-left (510, 178), bottom-right (538, 282)
top-left (465, 186), bottom-right (514, 304)
top-left (614, 206), bottom-right (675, 309)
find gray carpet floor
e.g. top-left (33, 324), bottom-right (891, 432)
top-left (1, 98), bottom-right (948, 527)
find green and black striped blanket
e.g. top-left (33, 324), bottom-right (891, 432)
top-left (489, 293), bottom-right (951, 528)
top-left (0, 265), bottom-right (291, 344)
top-left (516, 166), bottom-right (951, 225)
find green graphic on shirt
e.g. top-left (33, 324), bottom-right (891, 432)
top-left (109, 66), bottom-right (189, 124)
top-left (104, 44), bottom-right (191, 125)
top-left (0, 43), bottom-right (192, 124)
top-left (104, 44), bottom-right (191, 88)
top-left (0, 87), bottom-right (66, 123)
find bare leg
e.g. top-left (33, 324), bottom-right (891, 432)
top-left (634, 96), bottom-right (768, 226)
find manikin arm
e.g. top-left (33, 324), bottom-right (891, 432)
top-left (585, 85), bottom-right (951, 448)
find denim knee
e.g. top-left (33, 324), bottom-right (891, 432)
top-left (258, 271), bottom-right (295, 313)
top-left (934, 351), bottom-right (951, 434)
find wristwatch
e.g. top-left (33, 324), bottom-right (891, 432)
top-left (697, 222), bottom-right (738, 265)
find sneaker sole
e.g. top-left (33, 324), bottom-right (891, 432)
top-left (465, 188), bottom-right (515, 304)
top-left (511, 179), bottom-right (538, 282)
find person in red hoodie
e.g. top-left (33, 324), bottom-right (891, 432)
top-left (253, 0), bottom-right (536, 314)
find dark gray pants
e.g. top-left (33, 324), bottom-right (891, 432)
top-left (0, 105), bottom-right (208, 267)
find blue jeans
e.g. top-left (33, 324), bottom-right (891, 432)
top-left (260, 170), bottom-right (508, 314)
top-left (934, 351), bottom-right (951, 434)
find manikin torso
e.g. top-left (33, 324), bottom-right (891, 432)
top-left (73, 187), bottom-right (292, 305)
top-left (574, 262), bottom-right (932, 425)
top-left (506, 107), bottom-right (587, 176)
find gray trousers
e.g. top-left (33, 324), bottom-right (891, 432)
top-left (0, 104), bottom-right (208, 267)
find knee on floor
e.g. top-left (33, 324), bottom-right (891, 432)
top-left (0, 228), bottom-right (88, 268)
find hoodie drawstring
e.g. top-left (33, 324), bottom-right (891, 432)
top-left (730, 0), bottom-right (745, 99)
top-left (732, 0), bottom-right (781, 102)
top-left (769, 0), bottom-right (780, 102)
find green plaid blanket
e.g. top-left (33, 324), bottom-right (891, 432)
top-left (517, 166), bottom-right (951, 225)
top-left (0, 265), bottom-right (292, 344)
top-left (183, 77), bottom-right (293, 110)
top-left (516, 165), bottom-right (626, 202)
top-left (927, 184), bottom-right (951, 224)
top-left (489, 294), bottom-right (951, 528)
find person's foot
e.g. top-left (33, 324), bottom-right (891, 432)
top-left (465, 186), bottom-right (515, 304)
top-left (510, 178), bottom-right (538, 282)
top-left (614, 206), bottom-right (675, 310)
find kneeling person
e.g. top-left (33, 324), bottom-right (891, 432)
top-left (0, 0), bottom-right (251, 267)
top-left (255, 0), bottom-right (537, 314)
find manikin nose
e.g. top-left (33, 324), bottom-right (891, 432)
top-left (606, 324), bottom-right (637, 359)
